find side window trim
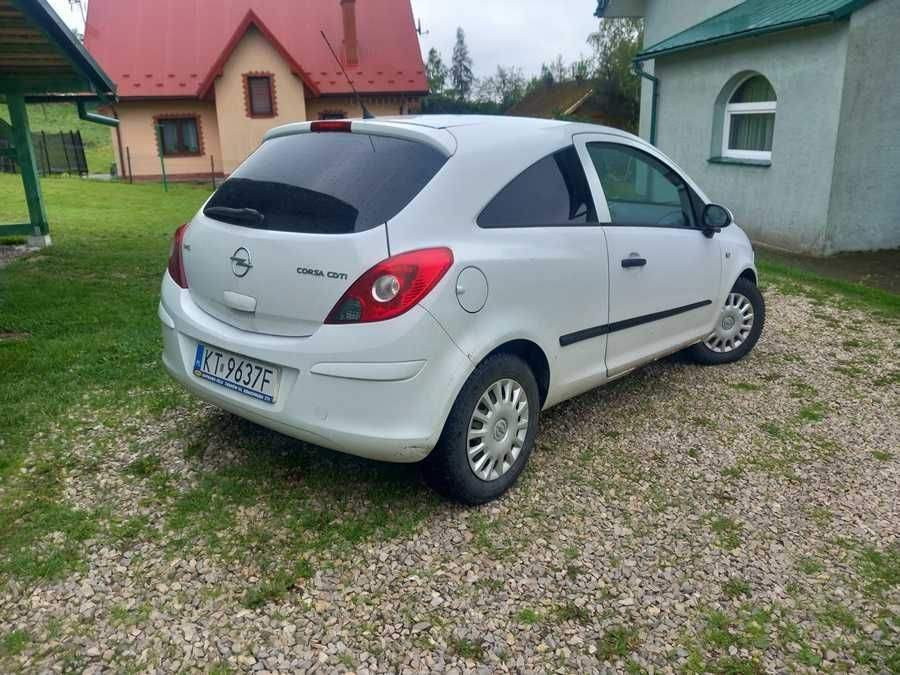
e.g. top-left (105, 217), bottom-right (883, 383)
top-left (573, 133), bottom-right (707, 230)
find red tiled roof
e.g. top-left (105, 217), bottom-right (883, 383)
top-left (83, 0), bottom-right (428, 99)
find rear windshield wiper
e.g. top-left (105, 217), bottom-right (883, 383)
top-left (203, 206), bottom-right (265, 226)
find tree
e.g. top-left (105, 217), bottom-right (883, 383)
top-left (548, 54), bottom-right (567, 83)
top-left (425, 48), bottom-right (448, 95)
top-left (588, 18), bottom-right (644, 112)
top-left (476, 65), bottom-right (527, 110)
top-left (450, 27), bottom-right (474, 100)
top-left (569, 55), bottom-right (595, 81)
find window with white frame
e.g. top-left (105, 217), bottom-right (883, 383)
top-left (722, 75), bottom-right (776, 161)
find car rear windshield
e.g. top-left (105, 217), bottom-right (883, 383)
top-left (204, 132), bottom-right (448, 234)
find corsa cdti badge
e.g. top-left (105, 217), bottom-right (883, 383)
top-left (230, 248), bottom-right (252, 277)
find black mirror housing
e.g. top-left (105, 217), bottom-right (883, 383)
top-left (702, 203), bottom-right (734, 233)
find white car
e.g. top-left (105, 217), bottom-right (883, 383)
top-left (160, 115), bottom-right (764, 504)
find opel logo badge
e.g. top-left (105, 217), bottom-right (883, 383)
top-left (230, 247), bottom-right (253, 277)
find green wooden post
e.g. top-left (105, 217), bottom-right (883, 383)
top-left (155, 123), bottom-right (169, 193)
top-left (6, 94), bottom-right (49, 240)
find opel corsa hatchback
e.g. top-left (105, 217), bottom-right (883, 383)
top-left (160, 115), bottom-right (765, 504)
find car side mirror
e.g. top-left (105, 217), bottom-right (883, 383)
top-left (701, 203), bottom-right (733, 235)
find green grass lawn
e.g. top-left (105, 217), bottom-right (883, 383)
top-left (1, 102), bottom-right (115, 174)
top-left (0, 174), bottom-right (208, 441)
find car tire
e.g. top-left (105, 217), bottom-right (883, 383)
top-left (422, 353), bottom-right (540, 505)
top-left (687, 276), bottom-right (765, 365)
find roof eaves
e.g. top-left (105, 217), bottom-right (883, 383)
top-left (635, 0), bottom-right (876, 62)
top-left (13, 0), bottom-right (117, 97)
top-left (196, 9), bottom-right (321, 99)
top-left (635, 15), bottom-right (831, 61)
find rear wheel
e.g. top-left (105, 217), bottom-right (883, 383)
top-left (687, 276), bottom-right (765, 365)
top-left (423, 353), bottom-right (539, 505)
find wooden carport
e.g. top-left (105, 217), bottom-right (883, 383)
top-left (0, 0), bottom-right (116, 246)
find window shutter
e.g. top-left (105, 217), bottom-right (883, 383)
top-left (249, 77), bottom-right (273, 116)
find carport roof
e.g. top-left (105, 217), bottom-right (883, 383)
top-left (0, 0), bottom-right (115, 97)
top-left (635, 0), bottom-right (878, 61)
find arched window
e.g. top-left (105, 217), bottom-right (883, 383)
top-left (722, 75), bottom-right (776, 161)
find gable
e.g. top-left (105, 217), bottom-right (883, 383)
top-left (196, 12), bottom-right (318, 99)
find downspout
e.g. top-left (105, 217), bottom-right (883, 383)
top-left (633, 60), bottom-right (658, 146)
top-left (76, 100), bottom-right (119, 127)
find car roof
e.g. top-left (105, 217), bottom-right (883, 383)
top-left (265, 114), bottom-right (642, 156)
top-left (380, 114), bottom-right (639, 139)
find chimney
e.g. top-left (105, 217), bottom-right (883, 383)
top-left (341, 0), bottom-right (359, 65)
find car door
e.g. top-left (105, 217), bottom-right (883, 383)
top-left (574, 133), bottom-right (721, 377)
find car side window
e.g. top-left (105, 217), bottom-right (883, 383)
top-left (477, 146), bottom-right (598, 228)
top-left (586, 143), bottom-right (696, 228)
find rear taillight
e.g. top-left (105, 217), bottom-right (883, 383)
top-left (310, 120), bottom-right (352, 132)
top-left (167, 223), bottom-right (189, 288)
top-left (326, 247), bottom-right (454, 324)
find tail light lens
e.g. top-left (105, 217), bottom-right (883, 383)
top-left (326, 247), bottom-right (454, 324)
top-left (167, 223), bottom-right (189, 288)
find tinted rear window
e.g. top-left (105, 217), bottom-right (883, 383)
top-left (204, 132), bottom-right (448, 234)
top-left (477, 146), bottom-right (597, 228)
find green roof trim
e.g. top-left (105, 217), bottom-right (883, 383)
top-left (636, 0), bottom-right (878, 61)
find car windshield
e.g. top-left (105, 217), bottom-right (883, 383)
top-left (204, 132), bottom-right (448, 234)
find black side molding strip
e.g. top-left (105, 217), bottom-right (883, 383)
top-left (559, 300), bottom-right (712, 347)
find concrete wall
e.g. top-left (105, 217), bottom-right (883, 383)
top-left (637, 0), bottom-right (743, 141)
top-left (213, 26), bottom-right (308, 173)
top-left (826, 0), bottom-right (900, 253)
top-left (111, 100), bottom-right (222, 179)
top-left (652, 24), bottom-right (849, 253)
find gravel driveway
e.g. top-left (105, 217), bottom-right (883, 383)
top-left (1, 285), bottom-right (898, 673)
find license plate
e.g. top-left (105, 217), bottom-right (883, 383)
top-left (193, 343), bottom-right (280, 404)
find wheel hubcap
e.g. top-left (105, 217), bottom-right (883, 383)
top-left (704, 292), bottom-right (754, 353)
top-left (467, 378), bottom-right (529, 482)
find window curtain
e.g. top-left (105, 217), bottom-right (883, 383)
top-left (160, 122), bottom-right (179, 154)
top-left (182, 120), bottom-right (199, 153)
top-left (729, 113), bottom-right (775, 151)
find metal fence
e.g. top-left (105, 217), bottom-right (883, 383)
top-left (0, 130), bottom-right (88, 176)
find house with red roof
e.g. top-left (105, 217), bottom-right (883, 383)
top-left (84, 0), bottom-right (429, 180)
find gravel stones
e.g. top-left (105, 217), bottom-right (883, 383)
top-left (1, 287), bottom-right (898, 673)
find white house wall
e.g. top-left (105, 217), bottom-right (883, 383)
top-left (826, 0), bottom-right (900, 253)
top-left (652, 24), bottom-right (849, 254)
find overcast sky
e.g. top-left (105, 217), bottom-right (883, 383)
top-left (409, 0), bottom-right (600, 78)
top-left (48, 0), bottom-right (601, 80)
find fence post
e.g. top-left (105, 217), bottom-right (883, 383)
top-left (40, 130), bottom-right (50, 176)
top-left (126, 146), bottom-right (133, 184)
top-left (59, 131), bottom-right (71, 174)
top-left (210, 155), bottom-right (216, 189)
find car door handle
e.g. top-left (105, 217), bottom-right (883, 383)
top-left (621, 257), bottom-right (647, 268)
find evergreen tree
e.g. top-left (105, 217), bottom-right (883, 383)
top-left (450, 27), bottom-right (474, 100)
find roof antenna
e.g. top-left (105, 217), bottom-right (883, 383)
top-left (320, 30), bottom-right (374, 119)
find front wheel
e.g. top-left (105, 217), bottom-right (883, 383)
top-left (687, 276), bottom-right (765, 365)
top-left (422, 353), bottom-right (540, 505)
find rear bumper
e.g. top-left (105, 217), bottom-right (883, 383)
top-left (159, 274), bottom-right (473, 462)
